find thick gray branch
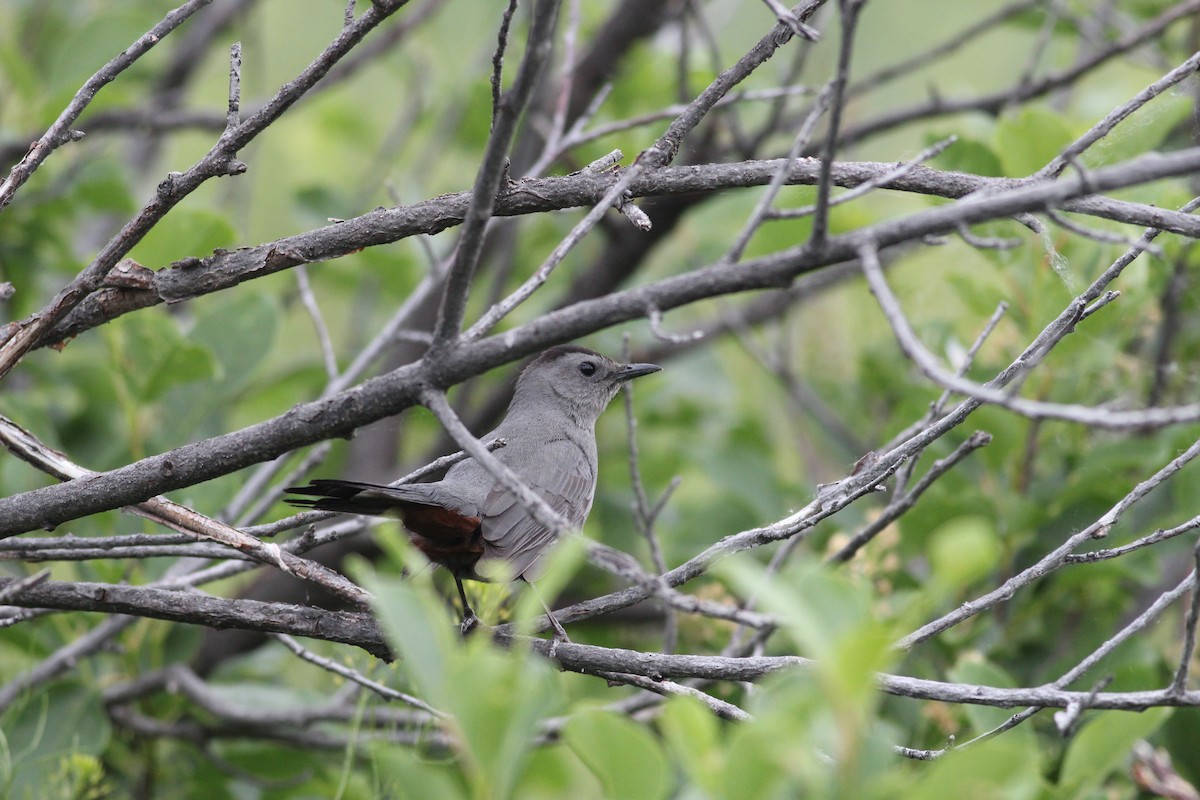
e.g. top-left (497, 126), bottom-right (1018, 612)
top-left (29, 157), bottom-right (1200, 350)
top-left (4, 148), bottom-right (1200, 537)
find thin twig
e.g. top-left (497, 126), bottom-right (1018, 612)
top-left (490, 0), bottom-right (522, 127)
top-left (770, 135), bottom-right (957, 220)
top-left (530, 0), bottom-right (583, 173)
top-left (431, 0), bottom-right (562, 348)
top-left (623, 336), bottom-right (678, 653)
top-left (809, 0), bottom-right (864, 246)
top-left (726, 83), bottom-right (834, 262)
top-left (0, 0), bottom-right (214, 212)
top-left (273, 633), bottom-right (443, 715)
top-left (859, 242), bottom-right (1200, 429)
top-left (847, 0), bottom-right (1042, 100)
top-left (295, 265), bottom-right (339, 381)
top-left (0, 413), bottom-right (372, 606)
top-left (890, 301), bottom-right (1008, 494)
top-left (1043, 208), bottom-right (1165, 255)
top-left (1010, 0), bottom-right (1065, 109)
top-left (900, 436), bottom-right (1200, 650)
top-left (828, 431), bottom-right (992, 563)
top-left (593, 671), bottom-right (751, 721)
top-left (0, 569), bottom-right (51, 603)
top-left (0, 0), bottom-right (410, 382)
top-left (421, 388), bottom-right (570, 536)
top-left (1064, 515), bottom-right (1200, 564)
top-left (1040, 48), bottom-right (1200, 178)
top-left (761, 0), bottom-right (821, 39)
top-left (833, 0), bottom-right (1200, 151)
top-left (926, 570), bottom-right (1196, 756)
top-left (1171, 547), bottom-right (1200, 695)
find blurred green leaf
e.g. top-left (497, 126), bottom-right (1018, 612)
top-left (127, 209), bottom-right (237, 269)
top-left (359, 536), bottom-right (565, 800)
top-left (188, 290), bottom-right (280, 396)
top-left (901, 733), bottom-right (1041, 800)
top-left (1, 683), bottom-right (112, 800)
top-left (106, 309), bottom-right (218, 403)
top-left (931, 135), bottom-right (1004, 177)
top-left (370, 741), bottom-right (467, 800)
top-left (564, 711), bottom-right (671, 800)
top-left (1058, 707), bottom-right (1170, 798)
top-left (659, 695), bottom-right (722, 793)
top-left (927, 515), bottom-right (1001, 591)
top-left (995, 107), bottom-right (1075, 177)
top-left (74, 159), bottom-right (135, 215)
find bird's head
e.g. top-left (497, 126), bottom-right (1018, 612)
top-left (512, 345), bottom-right (661, 423)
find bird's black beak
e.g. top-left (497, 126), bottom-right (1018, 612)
top-left (614, 362), bottom-right (661, 382)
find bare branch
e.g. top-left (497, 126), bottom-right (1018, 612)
top-left (859, 243), bottom-right (1200, 429)
top-left (431, 0), bottom-right (561, 348)
top-left (1172, 550), bottom-right (1200, 695)
top-left (828, 431), bottom-right (992, 563)
top-left (810, 0), bottom-right (864, 245)
top-left (900, 437), bottom-right (1200, 650)
top-left (272, 634), bottom-right (442, 714)
top-left (0, 0), bottom-right (412, 382)
top-left (0, 0), bottom-right (214, 212)
top-left (1040, 48), bottom-right (1200, 178)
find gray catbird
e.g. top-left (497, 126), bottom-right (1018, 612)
top-left (287, 345), bottom-right (660, 636)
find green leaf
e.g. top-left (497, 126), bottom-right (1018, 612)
top-left (719, 557), bottom-right (893, 678)
top-left (108, 310), bottom-right (217, 402)
top-left (357, 545), bottom-right (454, 707)
top-left (659, 695), bottom-right (721, 793)
top-left (358, 543), bottom-right (564, 800)
top-left (927, 515), bottom-right (1002, 591)
top-left (1058, 707), bottom-right (1170, 798)
top-left (564, 711), bottom-right (672, 800)
top-left (141, 340), bottom-right (218, 401)
top-left (189, 291), bottom-right (280, 396)
top-left (74, 159), bottom-right (135, 215)
top-left (995, 107), bottom-right (1075, 177)
top-left (127, 209), bottom-right (237, 268)
top-left (445, 644), bottom-right (562, 800)
top-left (931, 135), bottom-right (1004, 177)
top-left (514, 745), bottom-right (603, 799)
top-left (1, 683), bottom-right (112, 800)
top-left (370, 741), bottom-right (468, 800)
top-left (901, 733), bottom-right (1041, 800)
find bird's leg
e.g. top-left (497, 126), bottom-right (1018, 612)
top-left (528, 582), bottom-right (570, 657)
top-left (455, 576), bottom-right (480, 636)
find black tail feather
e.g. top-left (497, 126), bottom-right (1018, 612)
top-left (285, 479), bottom-right (403, 516)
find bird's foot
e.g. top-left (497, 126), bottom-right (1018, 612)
top-left (459, 611), bottom-right (481, 637)
top-left (546, 616), bottom-right (570, 659)
top-left (548, 635), bottom-right (565, 660)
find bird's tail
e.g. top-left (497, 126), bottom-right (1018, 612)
top-left (286, 479), bottom-right (415, 516)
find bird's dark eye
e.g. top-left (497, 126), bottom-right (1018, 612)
top-left (578, 361), bottom-right (597, 376)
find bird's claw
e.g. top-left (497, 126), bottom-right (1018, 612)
top-left (547, 635), bottom-right (564, 660)
top-left (459, 612), bottom-right (481, 637)
top-left (546, 623), bottom-right (570, 660)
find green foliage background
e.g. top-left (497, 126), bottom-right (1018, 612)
top-left (3, 0), bottom-right (1200, 797)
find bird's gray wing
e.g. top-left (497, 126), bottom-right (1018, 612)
top-left (476, 439), bottom-right (595, 581)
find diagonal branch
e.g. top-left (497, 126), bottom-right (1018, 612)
top-left (0, 0), bottom-right (412, 383)
top-left (22, 155), bottom-right (1200, 352)
top-left (5, 150), bottom-right (1200, 538)
top-left (430, 0), bottom-right (562, 349)
top-left (0, 0), bottom-right (214, 212)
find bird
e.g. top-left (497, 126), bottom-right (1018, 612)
top-left (287, 345), bottom-right (661, 638)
